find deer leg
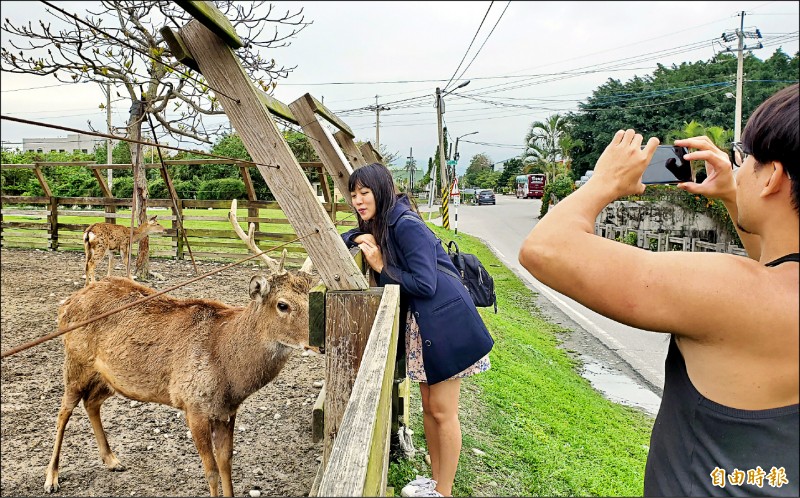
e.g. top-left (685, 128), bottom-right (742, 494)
top-left (44, 388), bottom-right (82, 493)
top-left (211, 414), bottom-right (236, 497)
top-left (83, 384), bottom-right (125, 471)
top-left (186, 411), bottom-right (221, 496)
top-left (107, 250), bottom-right (115, 277)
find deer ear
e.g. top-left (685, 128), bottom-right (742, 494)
top-left (249, 275), bottom-right (270, 301)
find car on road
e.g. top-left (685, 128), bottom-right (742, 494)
top-left (476, 189), bottom-right (496, 205)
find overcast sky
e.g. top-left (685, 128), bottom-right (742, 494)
top-left (1, 1), bottom-right (798, 174)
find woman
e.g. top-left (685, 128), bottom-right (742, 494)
top-left (342, 163), bottom-right (494, 497)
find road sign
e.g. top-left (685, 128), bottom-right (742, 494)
top-left (447, 160), bottom-right (457, 166)
top-left (450, 177), bottom-right (459, 195)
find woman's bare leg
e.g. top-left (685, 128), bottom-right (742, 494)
top-left (420, 379), bottom-right (462, 496)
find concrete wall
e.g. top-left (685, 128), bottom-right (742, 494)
top-left (595, 200), bottom-right (735, 246)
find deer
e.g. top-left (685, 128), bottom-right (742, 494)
top-left (45, 200), bottom-right (318, 497)
top-left (83, 215), bottom-right (167, 286)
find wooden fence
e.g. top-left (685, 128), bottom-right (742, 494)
top-left (0, 160), bottom-right (356, 266)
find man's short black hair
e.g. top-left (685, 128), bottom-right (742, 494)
top-left (742, 83), bottom-right (799, 213)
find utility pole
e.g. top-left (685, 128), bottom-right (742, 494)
top-left (373, 95), bottom-right (390, 151)
top-left (719, 11), bottom-right (762, 142)
top-left (435, 87), bottom-right (447, 201)
top-left (105, 81), bottom-right (113, 190)
top-left (406, 147), bottom-right (414, 195)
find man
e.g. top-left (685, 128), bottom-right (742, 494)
top-left (519, 84), bottom-right (798, 497)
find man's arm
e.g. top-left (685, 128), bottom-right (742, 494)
top-left (518, 130), bottom-right (760, 340)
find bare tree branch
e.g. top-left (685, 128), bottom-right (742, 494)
top-left (1, 0), bottom-right (312, 145)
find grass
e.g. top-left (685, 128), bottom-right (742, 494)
top-left (388, 225), bottom-right (655, 497)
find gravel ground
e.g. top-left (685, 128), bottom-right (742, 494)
top-left (1, 248), bottom-right (324, 497)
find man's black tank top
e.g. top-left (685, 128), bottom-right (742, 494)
top-left (644, 253), bottom-right (799, 497)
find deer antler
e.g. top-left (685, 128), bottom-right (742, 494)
top-left (229, 199), bottom-right (280, 272)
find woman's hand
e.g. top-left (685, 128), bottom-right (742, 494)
top-left (353, 233), bottom-right (377, 247)
top-left (358, 239), bottom-right (384, 273)
top-left (673, 136), bottom-right (737, 203)
top-left (591, 129), bottom-right (659, 199)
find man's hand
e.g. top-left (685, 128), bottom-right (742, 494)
top-left (673, 136), bottom-right (737, 204)
top-left (591, 129), bottom-right (659, 199)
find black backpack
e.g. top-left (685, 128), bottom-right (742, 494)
top-left (440, 240), bottom-right (498, 313)
top-left (396, 214), bottom-right (497, 313)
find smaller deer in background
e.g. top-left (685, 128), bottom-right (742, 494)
top-left (83, 216), bottom-right (166, 286)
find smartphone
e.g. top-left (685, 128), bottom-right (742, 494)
top-left (641, 145), bottom-right (693, 184)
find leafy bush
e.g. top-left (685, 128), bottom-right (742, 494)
top-left (112, 177), bottom-right (134, 198)
top-left (540, 175), bottom-right (576, 217)
top-left (148, 178), bottom-right (168, 199)
top-left (197, 178), bottom-right (245, 200)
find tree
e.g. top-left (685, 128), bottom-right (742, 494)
top-left (567, 49), bottom-right (798, 179)
top-left (524, 113), bottom-right (572, 183)
top-left (497, 157), bottom-right (524, 190)
top-left (463, 153), bottom-right (492, 187)
top-left (2, 1), bottom-right (311, 278)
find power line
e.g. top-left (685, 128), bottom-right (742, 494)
top-left (442, 1), bottom-right (494, 92)
top-left (452, 1), bottom-right (511, 86)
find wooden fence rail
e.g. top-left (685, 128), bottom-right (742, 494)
top-left (1, 196), bottom-right (356, 264)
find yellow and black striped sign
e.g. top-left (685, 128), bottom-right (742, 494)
top-left (441, 187), bottom-right (450, 230)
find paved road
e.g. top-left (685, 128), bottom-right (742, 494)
top-left (435, 195), bottom-right (669, 395)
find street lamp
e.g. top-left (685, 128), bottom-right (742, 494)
top-left (454, 131), bottom-right (478, 162)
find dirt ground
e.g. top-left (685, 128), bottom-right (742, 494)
top-left (0, 248), bottom-right (325, 497)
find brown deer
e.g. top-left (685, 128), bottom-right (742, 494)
top-left (83, 216), bottom-right (166, 286)
top-left (45, 202), bottom-right (318, 496)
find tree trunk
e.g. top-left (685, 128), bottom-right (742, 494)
top-left (128, 99), bottom-right (150, 280)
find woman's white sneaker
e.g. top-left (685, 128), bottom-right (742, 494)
top-left (400, 476), bottom-right (436, 497)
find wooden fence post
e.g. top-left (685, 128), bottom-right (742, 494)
top-left (178, 19), bottom-right (367, 291)
top-left (175, 199), bottom-right (185, 260)
top-left (323, 288), bottom-right (384, 466)
top-left (48, 196), bottom-right (58, 251)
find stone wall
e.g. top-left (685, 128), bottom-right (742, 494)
top-left (595, 200), bottom-right (736, 246)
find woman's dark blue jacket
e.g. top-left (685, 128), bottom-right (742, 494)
top-left (342, 195), bottom-right (494, 384)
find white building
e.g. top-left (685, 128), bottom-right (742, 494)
top-left (23, 134), bottom-right (105, 154)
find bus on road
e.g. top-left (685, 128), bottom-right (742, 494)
top-left (515, 174), bottom-right (546, 199)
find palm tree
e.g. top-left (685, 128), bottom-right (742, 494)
top-left (524, 114), bottom-right (571, 183)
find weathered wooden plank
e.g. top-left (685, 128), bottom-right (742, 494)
top-left (318, 285), bottom-right (400, 497)
top-left (180, 20), bottom-right (367, 291)
top-left (1, 196), bottom-right (49, 204)
top-left (312, 384), bottom-right (326, 444)
top-left (306, 94), bottom-right (355, 138)
top-left (183, 199), bottom-right (282, 209)
top-left (174, 0), bottom-right (243, 48)
top-left (33, 166), bottom-right (52, 198)
top-left (309, 281), bottom-right (327, 349)
top-left (320, 285), bottom-right (385, 469)
top-left (334, 130), bottom-right (368, 168)
top-left (159, 27), bottom-right (201, 72)
top-left (359, 142), bottom-right (380, 165)
top-left (0, 164), bottom-right (37, 170)
top-left (257, 89), bottom-right (298, 125)
top-left (289, 94), bottom-right (354, 204)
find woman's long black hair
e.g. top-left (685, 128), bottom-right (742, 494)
top-left (348, 163), bottom-right (398, 259)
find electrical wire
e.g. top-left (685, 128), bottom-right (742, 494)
top-left (451, 1), bottom-right (511, 87)
top-left (442, 1), bottom-right (494, 92)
